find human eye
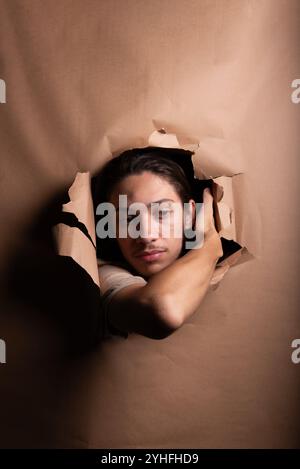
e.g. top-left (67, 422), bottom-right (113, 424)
top-left (126, 210), bottom-right (141, 223)
top-left (161, 209), bottom-right (171, 217)
top-left (153, 208), bottom-right (172, 220)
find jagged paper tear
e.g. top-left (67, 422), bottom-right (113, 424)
top-left (53, 127), bottom-right (259, 288)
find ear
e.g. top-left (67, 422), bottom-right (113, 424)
top-left (184, 199), bottom-right (196, 229)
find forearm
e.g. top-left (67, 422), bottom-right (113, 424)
top-left (140, 230), bottom-right (223, 326)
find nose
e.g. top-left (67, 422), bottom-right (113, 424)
top-left (136, 212), bottom-right (160, 243)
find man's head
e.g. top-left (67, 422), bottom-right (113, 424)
top-left (94, 147), bottom-right (196, 278)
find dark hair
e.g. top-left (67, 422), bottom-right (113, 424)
top-left (91, 146), bottom-right (196, 267)
top-left (95, 146), bottom-right (194, 203)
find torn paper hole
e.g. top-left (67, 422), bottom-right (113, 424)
top-left (53, 129), bottom-right (257, 289)
top-left (52, 172), bottom-right (100, 288)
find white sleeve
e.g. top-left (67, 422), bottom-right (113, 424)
top-left (97, 260), bottom-right (147, 339)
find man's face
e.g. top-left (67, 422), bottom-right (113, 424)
top-left (109, 171), bottom-right (194, 279)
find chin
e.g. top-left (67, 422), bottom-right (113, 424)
top-left (140, 261), bottom-right (170, 278)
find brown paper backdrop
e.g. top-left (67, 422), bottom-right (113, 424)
top-left (0, 0), bottom-right (300, 448)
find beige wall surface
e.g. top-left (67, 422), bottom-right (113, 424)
top-left (0, 0), bottom-right (299, 448)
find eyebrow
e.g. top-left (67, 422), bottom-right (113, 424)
top-left (116, 198), bottom-right (175, 212)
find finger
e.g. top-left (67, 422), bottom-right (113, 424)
top-left (203, 189), bottom-right (214, 227)
top-left (203, 187), bottom-right (213, 201)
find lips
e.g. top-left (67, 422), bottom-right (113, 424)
top-left (135, 249), bottom-right (166, 262)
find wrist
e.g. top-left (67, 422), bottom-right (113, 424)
top-left (205, 229), bottom-right (223, 260)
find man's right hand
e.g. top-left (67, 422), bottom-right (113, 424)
top-left (198, 188), bottom-right (223, 258)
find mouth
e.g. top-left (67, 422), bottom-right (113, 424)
top-left (135, 249), bottom-right (166, 262)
